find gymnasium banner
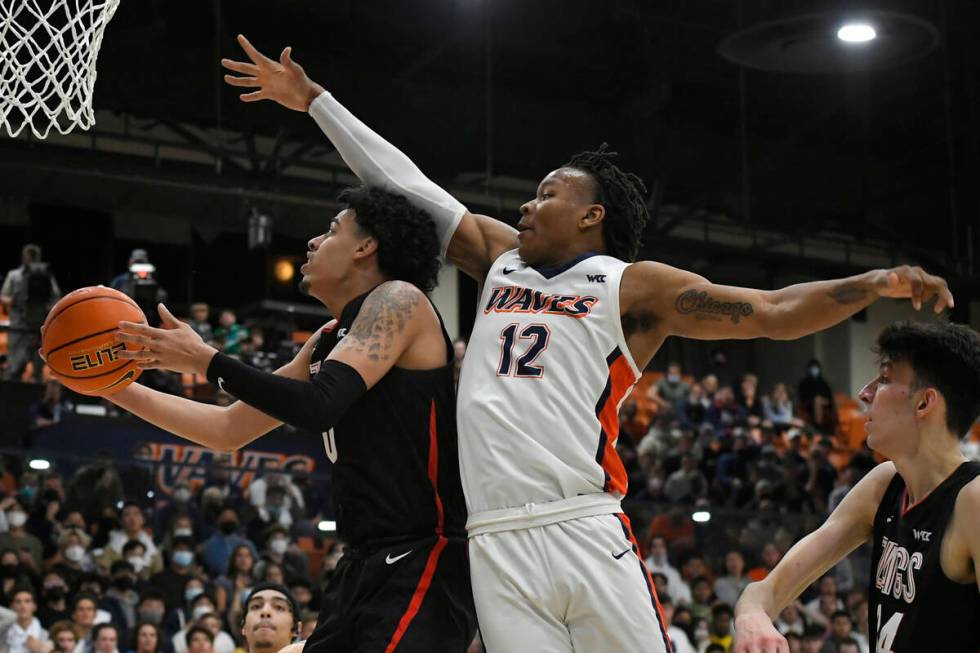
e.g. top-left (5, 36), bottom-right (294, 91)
top-left (29, 415), bottom-right (325, 494)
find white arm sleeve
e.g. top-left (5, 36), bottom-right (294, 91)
top-left (308, 91), bottom-right (466, 257)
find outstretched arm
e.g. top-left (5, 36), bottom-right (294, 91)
top-left (221, 35), bottom-right (517, 280)
top-left (732, 462), bottom-right (895, 653)
top-left (113, 282), bottom-right (432, 435)
top-left (623, 261), bottom-right (954, 343)
top-left (105, 318), bottom-right (324, 451)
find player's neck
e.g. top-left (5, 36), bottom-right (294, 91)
top-left (320, 270), bottom-right (387, 320)
top-left (534, 242), bottom-right (605, 269)
top-left (892, 431), bottom-right (967, 505)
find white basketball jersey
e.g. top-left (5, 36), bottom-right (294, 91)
top-left (457, 249), bottom-right (641, 516)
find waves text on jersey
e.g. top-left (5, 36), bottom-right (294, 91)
top-left (484, 286), bottom-right (599, 318)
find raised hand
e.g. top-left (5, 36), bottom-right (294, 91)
top-left (871, 265), bottom-right (954, 313)
top-left (115, 304), bottom-right (218, 377)
top-left (221, 34), bottom-right (324, 111)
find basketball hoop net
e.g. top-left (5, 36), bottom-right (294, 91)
top-left (0, 0), bottom-right (120, 139)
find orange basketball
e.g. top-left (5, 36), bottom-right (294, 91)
top-left (40, 286), bottom-right (146, 395)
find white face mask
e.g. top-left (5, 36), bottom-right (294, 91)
top-left (126, 557), bottom-right (146, 572)
top-left (64, 545), bottom-right (85, 562)
top-left (7, 512), bottom-right (27, 528)
top-left (192, 606), bottom-right (213, 620)
top-left (269, 538), bottom-right (288, 555)
top-left (174, 528), bottom-right (193, 538)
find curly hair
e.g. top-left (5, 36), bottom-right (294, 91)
top-left (874, 321), bottom-right (980, 438)
top-left (338, 186), bottom-right (442, 293)
top-left (563, 144), bottom-right (650, 262)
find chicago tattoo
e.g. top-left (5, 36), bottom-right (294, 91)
top-left (675, 289), bottom-right (754, 324)
top-left (335, 281), bottom-right (419, 362)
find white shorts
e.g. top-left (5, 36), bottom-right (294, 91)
top-left (469, 511), bottom-right (672, 652)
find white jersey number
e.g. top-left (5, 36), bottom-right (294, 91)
top-left (322, 428), bottom-right (338, 463)
top-left (497, 323), bottom-right (551, 378)
top-left (876, 605), bottom-right (903, 653)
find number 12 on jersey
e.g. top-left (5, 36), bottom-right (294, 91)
top-left (497, 323), bottom-right (551, 378)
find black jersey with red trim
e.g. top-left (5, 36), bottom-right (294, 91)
top-left (309, 289), bottom-right (466, 546)
top-left (868, 461), bottom-right (980, 652)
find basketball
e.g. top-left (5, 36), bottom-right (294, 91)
top-left (40, 286), bottom-right (146, 395)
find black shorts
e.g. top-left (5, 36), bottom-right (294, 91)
top-left (304, 534), bottom-right (476, 653)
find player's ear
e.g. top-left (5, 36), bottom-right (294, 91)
top-left (579, 204), bottom-right (605, 231)
top-left (353, 235), bottom-right (378, 260)
top-left (916, 388), bottom-right (939, 416)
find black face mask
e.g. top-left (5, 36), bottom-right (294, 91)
top-left (0, 564), bottom-right (20, 578)
top-left (113, 576), bottom-right (135, 590)
top-left (44, 587), bottom-right (66, 602)
top-left (219, 521), bottom-right (238, 535)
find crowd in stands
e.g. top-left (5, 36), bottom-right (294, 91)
top-left (608, 357), bottom-right (909, 653)
top-left (0, 451), bottom-right (331, 653)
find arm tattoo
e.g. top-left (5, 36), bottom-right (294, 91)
top-left (675, 289), bottom-right (754, 324)
top-left (334, 282), bottom-right (421, 362)
top-left (828, 283), bottom-right (869, 305)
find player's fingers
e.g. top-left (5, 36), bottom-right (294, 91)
top-left (115, 331), bottom-right (153, 348)
top-left (157, 303), bottom-right (182, 329)
top-left (136, 359), bottom-right (160, 370)
top-left (116, 348), bottom-right (153, 361)
top-left (224, 74), bottom-right (259, 88)
top-left (237, 34), bottom-right (271, 65)
top-left (280, 46), bottom-right (292, 66)
top-left (240, 91), bottom-right (266, 103)
top-left (907, 269), bottom-right (924, 310)
top-left (220, 58), bottom-right (258, 75)
top-left (937, 284), bottom-right (955, 313)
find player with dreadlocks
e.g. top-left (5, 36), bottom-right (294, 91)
top-left (223, 35), bottom-right (954, 652)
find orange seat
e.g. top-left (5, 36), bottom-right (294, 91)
top-left (292, 330), bottom-right (313, 344)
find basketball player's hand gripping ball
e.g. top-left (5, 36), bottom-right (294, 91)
top-left (115, 304), bottom-right (217, 376)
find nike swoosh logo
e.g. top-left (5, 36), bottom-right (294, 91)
top-left (217, 376), bottom-right (226, 392)
top-left (385, 550), bottom-right (413, 565)
top-left (612, 548), bottom-right (631, 560)
top-left (502, 267), bottom-right (516, 275)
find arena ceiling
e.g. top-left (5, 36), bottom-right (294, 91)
top-left (1, 0), bottom-right (978, 294)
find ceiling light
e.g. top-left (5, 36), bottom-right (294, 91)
top-left (837, 23), bottom-right (876, 43)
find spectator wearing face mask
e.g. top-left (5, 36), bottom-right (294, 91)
top-left (51, 528), bottom-right (94, 588)
top-left (201, 509), bottom-right (255, 578)
top-left (161, 578), bottom-right (206, 639)
top-left (38, 572), bottom-right (71, 627)
top-left (133, 591), bottom-right (166, 633)
top-left (0, 496), bottom-right (44, 572)
top-left (118, 444), bottom-right (157, 511)
top-left (150, 538), bottom-right (199, 612)
top-left (797, 359), bottom-right (837, 434)
top-left (102, 561), bottom-right (140, 645)
top-left (0, 550), bottom-right (33, 600)
top-left (170, 596), bottom-right (227, 653)
top-left (649, 362), bottom-right (691, 416)
top-left (154, 484), bottom-right (201, 542)
top-left (252, 526), bottom-right (307, 584)
top-left (103, 504), bottom-right (161, 577)
top-left (244, 487), bottom-right (293, 549)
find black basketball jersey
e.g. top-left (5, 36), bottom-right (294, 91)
top-left (869, 461), bottom-right (980, 653)
top-left (309, 288), bottom-right (466, 547)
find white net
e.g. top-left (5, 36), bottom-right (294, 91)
top-left (0, 0), bottom-right (120, 139)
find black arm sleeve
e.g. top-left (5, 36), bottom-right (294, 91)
top-left (205, 353), bottom-right (367, 433)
